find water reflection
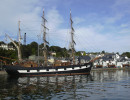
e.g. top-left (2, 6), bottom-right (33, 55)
top-left (0, 70), bottom-right (130, 100)
top-left (1, 75), bottom-right (93, 100)
top-left (91, 70), bottom-right (130, 82)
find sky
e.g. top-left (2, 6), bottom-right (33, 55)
top-left (0, 0), bottom-right (130, 54)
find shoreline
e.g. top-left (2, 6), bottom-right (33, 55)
top-left (91, 67), bottom-right (130, 71)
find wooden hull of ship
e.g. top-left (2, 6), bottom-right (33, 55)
top-left (3, 63), bottom-right (93, 77)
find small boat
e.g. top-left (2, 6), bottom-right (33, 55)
top-left (3, 9), bottom-right (93, 77)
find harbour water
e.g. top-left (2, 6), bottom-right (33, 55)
top-left (0, 69), bottom-right (130, 100)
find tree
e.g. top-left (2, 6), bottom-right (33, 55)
top-left (122, 52), bottom-right (130, 58)
top-left (101, 50), bottom-right (105, 54)
top-left (29, 42), bottom-right (38, 55)
top-left (0, 48), bottom-right (17, 64)
top-left (0, 41), bottom-right (5, 45)
top-left (83, 51), bottom-right (86, 56)
top-left (21, 45), bottom-right (31, 58)
top-left (75, 51), bottom-right (82, 56)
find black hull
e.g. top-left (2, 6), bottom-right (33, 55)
top-left (3, 63), bottom-right (93, 77)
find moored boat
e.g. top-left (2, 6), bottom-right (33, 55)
top-left (4, 63), bottom-right (92, 76)
top-left (3, 9), bottom-right (93, 77)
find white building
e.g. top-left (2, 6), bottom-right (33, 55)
top-left (94, 53), bottom-right (130, 68)
top-left (0, 44), bottom-right (15, 50)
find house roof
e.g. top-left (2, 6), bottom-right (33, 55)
top-left (100, 53), bottom-right (115, 61)
top-left (117, 56), bottom-right (128, 62)
top-left (78, 56), bottom-right (91, 61)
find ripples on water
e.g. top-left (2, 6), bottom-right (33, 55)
top-left (0, 70), bottom-right (130, 100)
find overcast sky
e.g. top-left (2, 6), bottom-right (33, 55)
top-left (0, 0), bottom-right (130, 53)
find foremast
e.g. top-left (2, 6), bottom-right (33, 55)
top-left (18, 20), bottom-right (22, 61)
top-left (70, 10), bottom-right (76, 65)
top-left (42, 9), bottom-right (49, 66)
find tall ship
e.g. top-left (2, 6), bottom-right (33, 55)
top-left (3, 9), bottom-right (93, 77)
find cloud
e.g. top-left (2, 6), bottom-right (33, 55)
top-left (105, 14), bottom-right (123, 24)
top-left (0, 0), bottom-right (130, 54)
top-left (113, 0), bottom-right (130, 9)
top-left (45, 8), bottom-right (72, 48)
top-left (0, 0), bottom-right (45, 43)
top-left (75, 26), bottom-right (107, 51)
top-left (73, 17), bottom-right (85, 25)
top-left (74, 23), bottom-right (130, 53)
top-left (118, 29), bottom-right (130, 34)
top-left (46, 8), bottom-right (64, 30)
top-left (120, 24), bottom-right (128, 28)
top-left (112, 0), bottom-right (130, 14)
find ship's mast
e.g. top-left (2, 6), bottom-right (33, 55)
top-left (42, 9), bottom-right (49, 66)
top-left (70, 10), bottom-right (76, 65)
top-left (5, 20), bottom-right (22, 62)
top-left (18, 20), bottom-right (22, 61)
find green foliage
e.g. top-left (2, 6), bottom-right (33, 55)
top-left (101, 50), bottom-right (105, 54)
top-left (0, 48), bottom-right (17, 59)
top-left (0, 48), bottom-right (17, 64)
top-left (21, 45), bottom-right (31, 58)
top-left (49, 46), bottom-right (61, 52)
top-left (2, 41), bottom-right (130, 64)
top-left (122, 52), bottom-right (130, 58)
top-left (83, 52), bottom-right (86, 56)
top-left (49, 46), bottom-right (69, 57)
top-left (29, 42), bottom-right (38, 55)
top-left (75, 51), bottom-right (82, 56)
top-left (0, 41), bottom-right (6, 45)
top-left (88, 52), bottom-right (100, 55)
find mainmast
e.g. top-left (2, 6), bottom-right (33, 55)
top-left (70, 10), bottom-right (76, 65)
top-left (42, 9), bottom-right (49, 66)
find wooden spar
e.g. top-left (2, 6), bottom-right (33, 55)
top-left (70, 10), bottom-right (76, 65)
top-left (5, 33), bottom-right (22, 61)
top-left (42, 9), bottom-right (49, 66)
top-left (5, 20), bottom-right (22, 62)
top-left (18, 20), bottom-right (22, 61)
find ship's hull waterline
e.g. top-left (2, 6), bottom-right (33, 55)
top-left (3, 62), bottom-right (92, 77)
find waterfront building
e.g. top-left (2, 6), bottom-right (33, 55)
top-left (0, 44), bottom-right (15, 50)
top-left (93, 53), bottom-right (130, 68)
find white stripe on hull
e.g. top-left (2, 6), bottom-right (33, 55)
top-left (49, 69), bottom-right (56, 72)
top-left (74, 67), bottom-right (80, 70)
top-left (18, 70), bottom-right (27, 73)
top-left (58, 69), bottom-right (64, 71)
top-left (17, 66), bottom-right (89, 73)
top-left (30, 70), bottom-right (37, 73)
top-left (39, 70), bottom-right (47, 72)
top-left (81, 66), bottom-right (86, 69)
top-left (86, 65), bottom-right (90, 68)
top-left (66, 68), bottom-right (72, 70)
